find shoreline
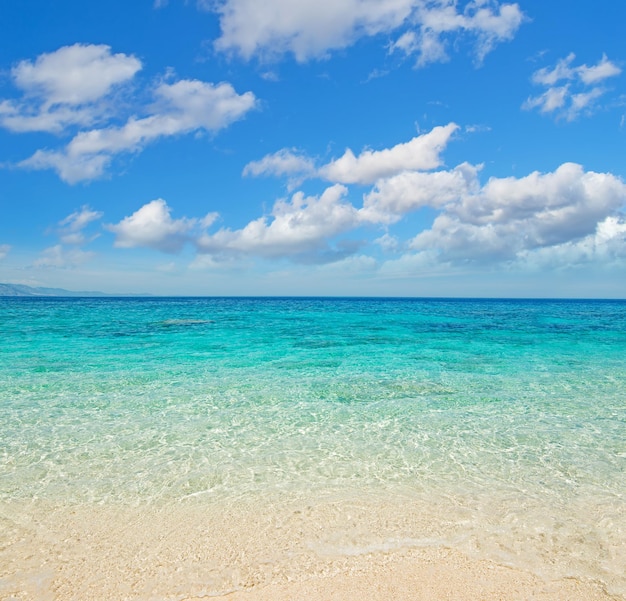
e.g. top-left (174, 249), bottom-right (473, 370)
top-left (2, 298), bottom-right (625, 600)
top-left (1, 495), bottom-right (623, 600)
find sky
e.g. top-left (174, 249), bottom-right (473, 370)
top-left (0, 0), bottom-right (625, 297)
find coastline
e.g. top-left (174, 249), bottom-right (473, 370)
top-left (1, 494), bottom-right (623, 600)
top-left (2, 297), bottom-right (625, 600)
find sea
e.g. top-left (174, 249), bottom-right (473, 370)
top-left (1, 297), bottom-right (625, 598)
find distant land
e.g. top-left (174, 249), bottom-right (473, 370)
top-left (0, 283), bottom-right (148, 297)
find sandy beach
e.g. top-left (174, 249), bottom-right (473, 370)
top-left (211, 551), bottom-right (616, 601)
top-left (2, 496), bottom-right (623, 601)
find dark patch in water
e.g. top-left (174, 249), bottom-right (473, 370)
top-left (158, 319), bottom-right (215, 327)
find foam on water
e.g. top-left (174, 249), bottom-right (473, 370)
top-left (0, 297), bottom-right (625, 597)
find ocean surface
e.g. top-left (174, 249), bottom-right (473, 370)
top-left (1, 297), bottom-right (625, 597)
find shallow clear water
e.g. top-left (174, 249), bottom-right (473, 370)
top-left (1, 297), bottom-right (625, 595)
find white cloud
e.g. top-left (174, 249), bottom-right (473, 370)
top-left (2, 45), bottom-right (257, 183)
top-left (409, 163), bottom-right (626, 263)
top-left (390, 30), bottom-right (419, 54)
top-left (243, 148), bottom-right (316, 183)
top-left (361, 161), bottom-right (478, 223)
top-left (242, 123), bottom-right (459, 188)
top-left (30, 206), bottom-right (104, 269)
top-left (531, 53), bottom-right (577, 86)
top-left (320, 123), bottom-right (458, 184)
top-left (532, 53), bottom-right (621, 87)
top-left (516, 215), bottom-right (626, 269)
top-left (509, 215), bottom-right (626, 272)
top-left (380, 210), bottom-right (626, 279)
top-left (210, 0), bottom-right (524, 65)
top-left (64, 80), bottom-right (256, 156)
top-left (19, 151), bottom-right (111, 185)
top-left (464, 123), bottom-right (491, 134)
top-left (569, 87), bottom-right (606, 115)
top-left (155, 79), bottom-right (258, 131)
top-left (374, 233), bottom-right (400, 252)
top-left (197, 184), bottom-right (361, 262)
top-left (12, 44), bottom-right (141, 106)
top-left (60, 205), bottom-right (103, 232)
top-left (0, 44), bottom-right (141, 134)
top-left (33, 244), bottom-right (94, 269)
top-left (58, 205), bottom-right (104, 245)
top-left (578, 54), bottom-right (622, 85)
top-left (260, 71), bottom-right (280, 82)
top-left (0, 244), bottom-right (10, 260)
top-left (17, 80), bottom-right (257, 183)
top-left (524, 53), bottom-right (622, 120)
top-left (523, 86), bottom-right (569, 114)
top-left (107, 199), bottom-right (217, 253)
top-left (109, 187), bottom-right (364, 266)
top-left (0, 102), bottom-right (98, 135)
top-left (213, 0), bottom-right (414, 61)
top-left (393, 0), bottom-right (525, 66)
top-left (101, 132), bottom-right (625, 273)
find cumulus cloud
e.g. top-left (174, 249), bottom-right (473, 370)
top-left (64, 80), bottom-right (256, 157)
top-left (209, 0), bottom-right (524, 65)
top-left (243, 148), bottom-right (316, 189)
top-left (2, 46), bottom-right (257, 183)
top-left (12, 44), bottom-right (140, 106)
top-left (212, 0), bottom-right (413, 61)
top-left (361, 161), bottom-right (479, 223)
top-left (106, 199), bottom-right (217, 253)
top-left (0, 44), bottom-right (141, 134)
top-left (320, 123), bottom-right (458, 184)
top-left (242, 124), bottom-right (459, 189)
top-left (0, 244), bottom-right (10, 260)
top-left (517, 216), bottom-right (626, 269)
top-left (16, 80), bottom-right (257, 183)
top-left (409, 163), bottom-right (626, 263)
top-left (523, 53), bottom-right (622, 120)
top-left (102, 126), bottom-right (626, 272)
top-left (196, 184), bottom-right (361, 262)
top-left (108, 187), bottom-right (362, 264)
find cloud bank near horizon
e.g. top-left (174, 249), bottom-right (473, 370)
top-left (100, 126), bottom-right (626, 273)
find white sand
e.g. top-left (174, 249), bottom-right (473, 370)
top-left (0, 497), bottom-right (621, 601)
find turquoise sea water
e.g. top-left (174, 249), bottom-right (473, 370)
top-left (1, 297), bottom-right (625, 595)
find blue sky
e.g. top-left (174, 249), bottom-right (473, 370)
top-left (1, 0), bottom-right (625, 296)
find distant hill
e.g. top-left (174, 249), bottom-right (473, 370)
top-left (0, 283), bottom-right (125, 297)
